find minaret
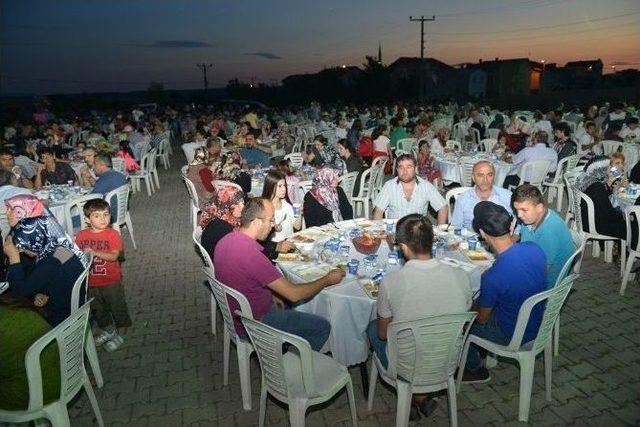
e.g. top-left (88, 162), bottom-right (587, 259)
top-left (378, 41), bottom-right (382, 64)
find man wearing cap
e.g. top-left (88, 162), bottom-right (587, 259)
top-left (462, 201), bottom-right (547, 383)
top-left (450, 161), bottom-right (512, 230)
top-left (512, 184), bottom-right (575, 289)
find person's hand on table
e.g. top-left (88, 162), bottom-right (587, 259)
top-left (33, 293), bottom-right (49, 307)
top-left (276, 240), bottom-right (296, 253)
top-left (324, 268), bottom-right (346, 286)
top-left (3, 235), bottom-right (20, 263)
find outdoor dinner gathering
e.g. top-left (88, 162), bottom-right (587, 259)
top-left (1, 1), bottom-right (640, 426)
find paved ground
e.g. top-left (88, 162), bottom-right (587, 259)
top-left (64, 156), bottom-right (640, 426)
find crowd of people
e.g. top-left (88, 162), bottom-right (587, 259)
top-left (2, 98), bottom-right (639, 422)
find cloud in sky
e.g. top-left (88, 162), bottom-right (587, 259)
top-left (610, 61), bottom-right (640, 66)
top-left (129, 40), bottom-right (214, 48)
top-left (243, 52), bottom-right (283, 60)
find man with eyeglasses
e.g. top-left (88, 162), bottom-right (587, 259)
top-left (80, 147), bottom-right (98, 187)
top-left (214, 197), bottom-right (345, 351)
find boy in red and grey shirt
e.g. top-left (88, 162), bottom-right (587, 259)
top-left (75, 198), bottom-right (131, 352)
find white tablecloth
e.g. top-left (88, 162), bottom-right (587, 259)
top-left (621, 143), bottom-right (640, 172)
top-left (278, 220), bottom-right (485, 366)
top-left (434, 155), bottom-right (513, 187)
top-left (611, 188), bottom-right (638, 211)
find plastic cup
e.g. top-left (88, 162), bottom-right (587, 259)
top-left (468, 237), bottom-right (478, 250)
top-left (67, 180), bottom-right (74, 187)
top-left (454, 228), bottom-right (462, 236)
top-left (347, 259), bottom-right (359, 275)
top-left (292, 203), bottom-right (301, 216)
top-left (384, 219), bottom-right (394, 233)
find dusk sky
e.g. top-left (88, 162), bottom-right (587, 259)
top-left (2, 0), bottom-right (639, 95)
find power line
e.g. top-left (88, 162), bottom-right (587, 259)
top-left (409, 15), bottom-right (436, 104)
top-left (196, 63), bottom-right (213, 90)
top-left (436, 0), bottom-right (568, 18)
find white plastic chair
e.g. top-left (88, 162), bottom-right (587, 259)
top-left (129, 150), bottom-right (155, 196)
top-left (213, 180), bottom-right (243, 192)
top-left (111, 157), bottom-right (126, 175)
top-left (182, 175), bottom-right (200, 230)
top-left (571, 186), bottom-right (625, 273)
top-left (446, 140), bottom-right (462, 152)
top-left (205, 272), bottom-right (255, 411)
top-left (487, 129), bottom-right (500, 140)
top-left (622, 206), bottom-right (640, 295)
top-left (445, 187), bottom-right (472, 224)
top-left (155, 137), bottom-right (171, 169)
top-left (339, 171), bottom-right (359, 206)
top-left (297, 180), bottom-right (312, 201)
top-left (193, 227), bottom-right (217, 336)
top-left (240, 315), bottom-right (358, 427)
top-left (148, 148), bottom-right (160, 189)
top-left (63, 193), bottom-right (103, 235)
top-left (284, 152), bottom-right (304, 168)
top-left (468, 127), bottom-right (481, 150)
top-left (457, 274), bottom-right (578, 422)
top-left (562, 169), bottom-right (582, 224)
top-left (509, 160), bottom-right (551, 191)
top-left (351, 168), bottom-right (372, 218)
top-left (542, 155), bottom-right (579, 211)
top-left (104, 185), bottom-right (137, 250)
top-left (601, 140), bottom-right (623, 157)
top-left (458, 159), bottom-right (476, 187)
top-left (396, 138), bottom-right (417, 153)
top-left (479, 138), bottom-right (497, 153)
top-left (368, 313), bottom-right (476, 427)
top-left (0, 301), bottom-right (104, 427)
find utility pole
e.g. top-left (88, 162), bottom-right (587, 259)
top-left (409, 15), bottom-right (435, 104)
top-left (196, 63), bottom-right (213, 90)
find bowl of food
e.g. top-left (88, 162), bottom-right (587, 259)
top-left (352, 233), bottom-right (381, 255)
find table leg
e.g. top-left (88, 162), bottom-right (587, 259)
top-left (358, 361), bottom-right (369, 398)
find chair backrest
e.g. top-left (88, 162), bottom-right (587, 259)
top-left (204, 271), bottom-right (254, 342)
top-left (479, 138), bottom-right (497, 152)
top-left (24, 301), bottom-right (92, 410)
top-left (240, 314), bottom-right (317, 400)
top-left (445, 140), bottom-right (461, 151)
top-left (396, 138), bottom-right (417, 153)
top-left (284, 152), bottom-right (304, 168)
top-left (367, 162), bottom-right (385, 200)
top-left (104, 185), bottom-right (130, 227)
top-left (148, 148), bottom-right (158, 172)
top-left (519, 159), bottom-right (551, 186)
top-left (555, 231), bottom-right (585, 286)
top-left (70, 255), bottom-right (93, 311)
top-left (139, 150), bottom-right (153, 173)
top-left (550, 155), bottom-right (577, 184)
top-left (507, 274), bottom-right (578, 353)
top-left (371, 155), bottom-right (388, 170)
top-left (451, 123), bottom-right (466, 142)
top-left (354, 167), bottom-right (372, 198)
top-left (487, 129), bottom-right (500, 140)
top-left (573, 187), bottom-right (598, 234)
top-left (625, 206), bottom-right (640, 253)
top-left (180, 165), bottom-right (189, 176)
top-left (297, 180), bottom-right (312, 200)
top-left (459, 158), bottom-right (476, 187)
top-left (445, 186), bottom-right (472, 223)
top-left (601, 140), bottom-right (623, 157)
top-left (192, 227), bottom-right (214, 272)
top-left (339, 171), bottom-right (358, 203)
top-left (111, 157), bottom-right (126, 174)
top-left (213, 180), bottom-right (242, 192)
top-left (468, 127), bottom-right (481, 146)
top-left (63, 193), bottom-right (104, 233)
top-left (386, 313), bottom-right (477, 386)
top-left (182, 175), bottom-right (200, 207)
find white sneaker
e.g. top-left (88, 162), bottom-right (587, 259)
top-left (104, 334), bottom-right (125, 352)
top-left (94, 328), bottom-right (116, 346)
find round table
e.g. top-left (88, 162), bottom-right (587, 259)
top-left (611, 186), bottom-right (639, 211)
top-left (277, 219), bottom-right (489, 366)
top-left (34, 186), bottom-right (92, 234)
top-left (434, 154), bottom-right (513, 187)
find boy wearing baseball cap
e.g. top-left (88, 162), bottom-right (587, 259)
top-left (462, 201), bottom-right (547, 383)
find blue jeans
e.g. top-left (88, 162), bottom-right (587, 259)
top-left (367, 320), bottom-right (388, 369)
top-left (260, 306), bottom-right (330, 352)
top-left (465, 313), bottom-right (510, 372)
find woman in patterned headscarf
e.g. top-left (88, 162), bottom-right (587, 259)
top-left (5, 194), bottom-right (45, 227)
top-left (4, 216), bottom-right (88, 326)
top-left (303, 166), bottom-right (353, 227)
top-left (199, 186), bottom-right (246, 261)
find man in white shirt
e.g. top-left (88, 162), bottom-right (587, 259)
top-left (577, 121), bottom-right (598, 158)
top-left (372, 154), bottom-right (447, 223)
top-left (367, 213), bottom-right (471, 419)
top-left (620, 117), bottom-right (640, 140)
top-left (451, 161), bottom-right (512, 230)
top-left (502, 131), bottom-right (558, 189)
top-left (532, 111), bottom-right (553, 137)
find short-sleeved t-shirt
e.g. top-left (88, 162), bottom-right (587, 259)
top-left (75, 228), bottom-right (122, 287)
top-left (374, 176), bottom-right (446, 219)
top-left (519, 209), bottom-right (575, 289)
top-left (40, 162), bottom-right (77, 186)
top-left (477, 242), bottom-right (547, 343)
top-left (377, 259), bottom-right (472, 321)
top-left (214, 230), bottom-right (282, 334)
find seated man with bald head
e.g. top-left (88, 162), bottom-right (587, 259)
top-left (450, 161), bottom-right (512, 230)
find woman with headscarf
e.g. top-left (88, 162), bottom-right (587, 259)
top-left (5, 194), bottom-right (46, 227)
top-left (303, 166), bottom-right (353, 227)
top-left (199, 186), bottom-right (293, 261)
top-left (4, 216), bottom-right (89, 326)
top-left (304, 135), bottom-right (342, 170)
top-left (577, 156), bottom-right (626, 240)
top-left (185, 147), bottom-right (212, 207)
top-left (198, 149), bottom-right (252, 194)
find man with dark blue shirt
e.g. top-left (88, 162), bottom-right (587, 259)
top-left (462, 201), bottom-right (547, 383)
top-left (92, 154), bottom-right (127, 219)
